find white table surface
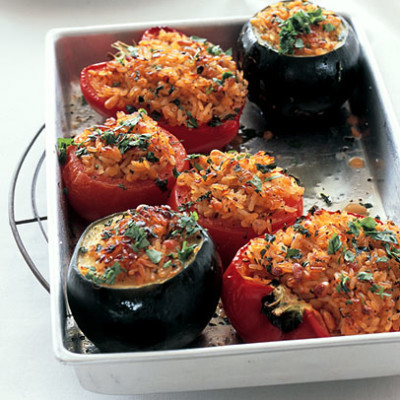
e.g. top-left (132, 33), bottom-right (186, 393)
top-left (2, 0), bottom-right (400, 398)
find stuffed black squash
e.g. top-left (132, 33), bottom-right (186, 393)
top-left (238, 0), bottom-right (360, 119)
top-left (67, 205), bottom-right (222, 352)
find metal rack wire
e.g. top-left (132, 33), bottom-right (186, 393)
top-left (8, 124), bottom-right (50, 293)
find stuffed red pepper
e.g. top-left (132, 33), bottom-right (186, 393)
top-left (222, 209), bottom-right (400, 343)
top-left (60, 110), bottom-right (188, 221)
top-left (80, 27), bottom-right (248, 153)
top-left (168, 150), bottom-right (304, 266)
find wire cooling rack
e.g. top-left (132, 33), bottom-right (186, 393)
top-left (9, 124), bottom-right (50, 293)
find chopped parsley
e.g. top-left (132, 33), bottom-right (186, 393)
top-left (207, 115), bottom-right (223, 127)
top-left (255, 162), bottom-right (277, 174)
top-left (336, 272), bottom-right (350, 293)
top-left (177, 212), bottom-right (200, 236)
top-left (124, 222), bottom-right (150, 251)
top-left (117, 133), bottom-right (152, 154)
top-left (213, 71), bottom-right (235, 86)
top-left (196, 191), bottom-right (212, 203)
top-left (162, 260), bottom-right (172, 269)
top-left (57, 137), bottom-right (75, 164)
top-left (370, 284), bottom-right (391, 298)
top-left (186, 111), bottom-right (198, 129)
top-left (172, 166), bottom-right (180, 178)
top-left (286, 248), bottom-right (302, 259)
top-left (178, 241), bottom-right (197, 263)
top-left (347, 221), bottom-right (360, 237)
top-left (190, 35), bottom-right (207, 44)
top-left (75, 146), bottom-right (88, 157)
top-left (265, 234), bottom-right (276, 243)
top-left (357, 271), bottom-right (373, 282)
top-left (154, 178), bottom-right (168, 192)
top-left (323, 23), bottom-right (336, 32)
top-left (328, 233), bottom-right (342, 255)
top-left (343, 249), bottom-right (356, 263)
top-left (145, 151), bottom-right (159, 162)
top-left (85, 261), bottom-right (124, 285)
top-left (279, 8), bottom-right (326, 55)
top-left (146, 248), bottom-right (163, 264)
top-left (247, 175), bottom-right (263, 193)
top-left (293, 219), bottom-right (310, 237)
top-left (207, 44), bottom-right (223, 56)
top-left (101, 131), bottom-right (117, 145)
top-left (385, 244), bottom-right (400, 263)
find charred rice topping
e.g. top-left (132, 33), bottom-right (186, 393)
top-left (61, 110), bottom-right (178, 182)
top-left (251, 0), bottom-right (345, 56)
top-left (77, 205), bottom-right (203, 286)
top-left (240, 209), bottom-right (400, 335)
top-left (87, 29), bottom-right (248, 127)
top-left (176, 150), bottom-right (304, 234)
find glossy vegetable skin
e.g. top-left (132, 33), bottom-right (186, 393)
top-left (222, 244), bottom-right (330, 343)
top-left (67, 211), bottom-right (223, 352)
top-left (237, 17), bottom-right (360, 119)
top-left (168, 184), bottom-right (303, 267)
top-left (61, 129), bottom-right (188, 222)
top-left (80, 27), bottom-right (243, 154)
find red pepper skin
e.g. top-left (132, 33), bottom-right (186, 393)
top-left (61, 131), bottom-right (188, 222)
top-left (80, 62), bottom-right (117, 117)
top-left (168, 184), bottom-right (303, 268)
top-left (79, 27), bottom-right (244, 154)
top-left (158, 116), bottom-right (241, 154)
top-left (140, 26), bottom-right (178, 40)
top-left (222, 244), bottom-right (330, 343)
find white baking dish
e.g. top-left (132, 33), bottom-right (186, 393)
top-left (45, 16), bottom-right (400, 395)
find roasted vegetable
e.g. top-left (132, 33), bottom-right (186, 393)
top-left (222, 244), bottom-right (329, 343)
top-left (60, 111), bottom-right (188, 221)
top-left (238, 1), bottom-right (360, 119)
top-left (168, 150), bottom-right (303, 267)
top-left (67, 206), bottom-right (222, 352)
top-left (80, 27), bottom-right (247, 153)
top-left (222, 209), bottom-right (400, 342)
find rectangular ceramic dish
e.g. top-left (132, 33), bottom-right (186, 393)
top-left (45, 16), bottom-right (400, 395)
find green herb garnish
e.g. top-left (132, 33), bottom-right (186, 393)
top-left (117, 133), bottom-right (152, 154)
top-left (328, 233), bottom-right (342, 255)
top-left (336, 272), bottom-right (350, 293)
top-left (85, 261), bottom-right (124, 285)
top-left (279, 8), bottom-right (326, 55)
top-left (186, 110), bottom-right (198, 129)
top-left (178, 241), bottom-right (198, 263)
top-left (247, 175), bottom-right (263, 193)
top-left (207, 44), bottom-right (223, 56)
top-left (286, 248), bottom-right (302, 259)
top-left (177, 212), bottom-right (200, 236)
top-left (357, 271), bottom-right (373, 282)
top-left (124, 222), bottom-right (150, 251)
top-left (101, 131), bottom-right (117, 145)
top-left (343, 250), bottom-right (356, 263)
top-left (57, 137), bottom-right (75, 164)
top-left (255, 162), bottom-right (277, 174)
top-left (146, 248), bottom-right (163, 264)
top-left (370, 284), bottom-right (391, 298)
top-left (323, 23), bottom-right (336, 32)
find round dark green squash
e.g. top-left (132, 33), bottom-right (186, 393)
top-left (66, 211), bottom-right (222, 352)
top-left (238, 16), bottom-right (360, 119)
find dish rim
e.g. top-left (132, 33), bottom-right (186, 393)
top-left (45, 14), bottom-right (400, 366)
